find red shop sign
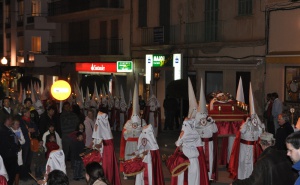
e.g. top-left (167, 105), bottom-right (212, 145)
top-left (75, 63), bottom-right (117, 73)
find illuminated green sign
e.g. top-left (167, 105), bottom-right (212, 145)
top-left (152, 55), bottom-right (165, 67)
top-left (117, 61), bottom-right (133, 72)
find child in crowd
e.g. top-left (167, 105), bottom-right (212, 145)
top-left (10, 118), bottom-right (25, 185)
top-left (69, 123), bottom-right (86, 144)
top-left (42, 124), bottom-right (62, 152)
top-left (70, 132), bottom-right (85, 181)
top-left (45, 134), bottom-right (59, 159)
top-left (32, 139), bottom-right (46, 179)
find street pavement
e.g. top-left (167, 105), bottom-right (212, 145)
top-left (21, 129), bottom-right (232, 185)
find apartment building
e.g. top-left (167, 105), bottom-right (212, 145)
top-left (131, 0), bottom-right (266, 114)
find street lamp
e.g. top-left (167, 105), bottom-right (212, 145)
top-left (1, 57), bottom-right (8, 65)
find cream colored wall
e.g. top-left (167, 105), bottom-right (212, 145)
top-left (265, 63), bottom-right (286, 102)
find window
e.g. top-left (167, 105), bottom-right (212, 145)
top-left (18, 36), bottom-right (24, 54)
top-left (18, 1), bottom-right (24, 21)
top-left (238, 0), bottom-right (252, 16)
top-left (5, 4), bottom-right (10, 22)
top-left (31, 36), bottom-right (41, 53)
top-left (31, 0), bottom-right (41, 16)
top-left (138, 0), bottom-right (147, 27)
top-left (205, 71), bottom-right (223, 95)
top-left (204, 0), bottom-right (219, 42)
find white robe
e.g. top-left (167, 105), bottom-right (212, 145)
top-left (0, 155), bottom-right (8, 181)
top-left (237, 122), bottom-right (262, 180)
top-left (175, 119), bottom-right (203, 185)
top-left (135, 125), bottom-right (159, 185)
top-left (146, 95), bottom-right (160, 137)
top-left (46, 150), bottom-right (66, 175)
top-left (123, 118), bottom-right (147, 161)
top-left (11, 127), bottom-right (25, 166)
top-left (42, 131), bottom-right (62, 152)
top-left (195, 122), bottom-right (218, 180)
top-left (92, 112), bottom-right (113, 155)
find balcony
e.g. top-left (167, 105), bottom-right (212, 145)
top-left (140, 21), bottom-right (224, 46)
top-left (48, 0), bottom-right (124, 17)
top-left (17, 15), bottom-right (24, 27)
top-left (48, 39), bottom-right (123, 56)
top-left (26, 15), bottom-right (56, 30)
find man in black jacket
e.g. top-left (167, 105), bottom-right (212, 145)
top-left (0, 97), bottom-right (14, 125)
top-left (0, 116), bottom-right (20, 185)
top-left (231, 132), bottom-right (297, 185)
top-left (275, 113), bottom-right (294, 150)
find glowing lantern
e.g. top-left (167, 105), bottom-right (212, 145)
top-left (51, 80), bottom-right (71, 100)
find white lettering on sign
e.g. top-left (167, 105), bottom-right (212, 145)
top-left (53, 88), bottom-right (70, 93)
top-left (153, 56), bottom-right (165, 61)
top-left (91, 63), bottom-right (105, 71)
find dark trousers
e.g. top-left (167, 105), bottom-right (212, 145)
top-left (267, 117), bottom-right (275, 136)
top-left (164, 110), bottom-right (175, 130)
top-left (35, 164), bottom-right (45, 179)
top-left (4, 156), bottom-right (18, 185)
top-left (73, 160), bottom-right (84, 179)
top-left (62, 135), bottom-right (72, 160)
top-left (21, 144), bottom-right (32, 179)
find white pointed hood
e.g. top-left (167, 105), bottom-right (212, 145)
top-left (120, 85), bottom-right (127, 112)
top-left (30, 81), bottom-right (36, 104)
top-left (18, 83), bottom-right (23, 104)
top-left (147, 85), bottom-right (158, 111)
top-left (248, 82), bottom-right (263, 128)
top-left (195, 78), bottom-right (208, 122)
top-left (128, 88), bottom-right (133, 108)
top-left (188, 77), bottom-right (197, 118)
top-left (236, 77), bottom-right (245, 103)
top-left (249, 82), bottom-right (255, 116)
top-left (131, 83), bottom-right (140, 123)
top-left (85, 86), bottom-right (91, 109)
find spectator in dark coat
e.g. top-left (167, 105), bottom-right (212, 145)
top-left (275, 113), bottom-right (294, 150)
top-left (60, 102), bottom-right (79, 160)
top-left (0, 116), bottom-right (20, 185)
top-left (19, 107), bottom-right (38, 180)
top-left (0, 97), bottom-right (14, 126)
top-left (39, 105), bottom-right (60, 137)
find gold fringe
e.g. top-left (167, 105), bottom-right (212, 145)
top-left (171, 163), bottom-right (190, 176)
top-left (124, 168), bottom-right (145, 176)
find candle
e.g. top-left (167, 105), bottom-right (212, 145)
top-left (218, 106), bottom-right (221, 111)
top-left (232, 105), bottom-right (235, 112)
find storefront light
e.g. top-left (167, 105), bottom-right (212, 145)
top-left (1, 57), bottom-right (8, 65)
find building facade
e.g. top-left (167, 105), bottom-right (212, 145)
top-left (3, 0), bottom-right (300, 119)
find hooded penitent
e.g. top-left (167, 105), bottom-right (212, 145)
top-left (236, 77), bottom-right (245, 103)
top-left (46, 150), bottom-right (66, 175)
top-left (188, 77), bottom-right (198, 119)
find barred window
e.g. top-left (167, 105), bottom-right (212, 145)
top-left (205, 0), bottom-right (219, 42)
top-left (238, 0), bottom-right (252, 16)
